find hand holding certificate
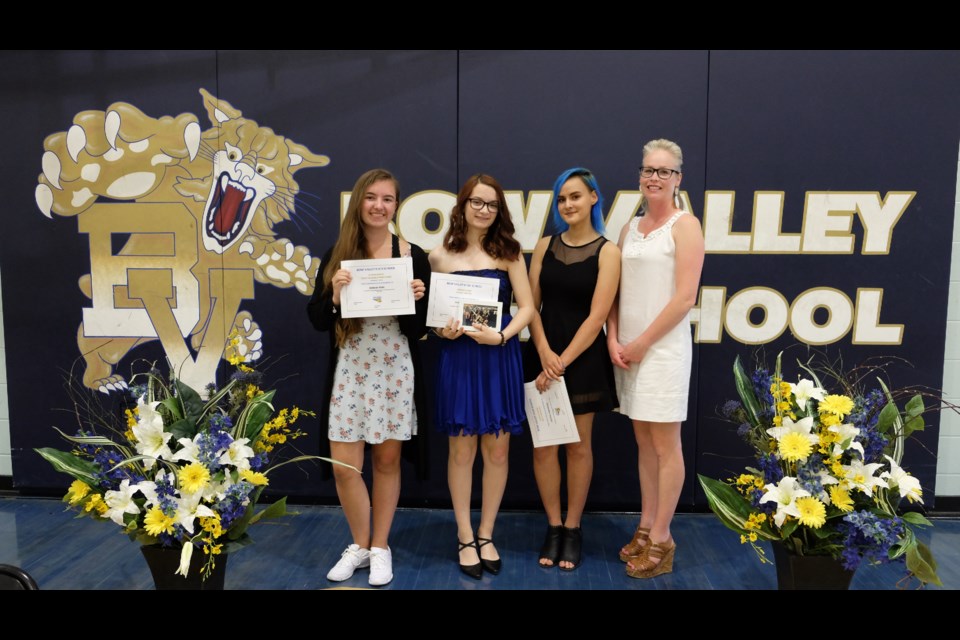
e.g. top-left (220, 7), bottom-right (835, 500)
top-left (427, 273), bottom-right (501, 328)
top-left (339, 257), bottom-right (415, 318)
top-left (524, 377), bottom-right (580, 447)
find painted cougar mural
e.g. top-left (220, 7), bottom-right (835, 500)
top-left (35, 89), bottom-right (329, 393)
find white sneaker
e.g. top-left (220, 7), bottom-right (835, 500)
top-left (326, 544), bottom-right (370, 582)
top-left (369, 546), bottom-right (393, 586)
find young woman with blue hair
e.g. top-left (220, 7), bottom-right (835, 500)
top-left (524, 167), bottom-right (621, 570)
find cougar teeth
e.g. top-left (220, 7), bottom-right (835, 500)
top-left (185, 121), bottom-right (200, 161)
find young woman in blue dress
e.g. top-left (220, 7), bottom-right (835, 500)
top-left (429, 174), bottom-right (535, 579)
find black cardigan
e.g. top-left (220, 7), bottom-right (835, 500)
top-left (306, 236), bottom-right (432, 479)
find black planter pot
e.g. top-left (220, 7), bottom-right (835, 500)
top-left (772, 543), bottom-right (854, 590)
top-left (140, 544), bottom-right (228, 590)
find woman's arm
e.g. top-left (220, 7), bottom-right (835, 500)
top-left (558, 241), bottom-right (621, 368)
top-left (467, 255), bottom-right (535, 346)
top-left (607, 223), bottom-right (630, 370)
top-left (526, 237), bottom-right (563, 379)
top-left (621, 214), bottom-right (705, 364)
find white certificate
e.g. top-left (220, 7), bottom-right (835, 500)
top-left (524, 377), bottom-right (581, 447)
top-left (426, 273), bottom-right (501, 328)
top-left (339, 257), bottom-right (415, 318)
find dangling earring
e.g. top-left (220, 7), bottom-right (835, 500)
top-left (674, 187), bottom-right (682, 210)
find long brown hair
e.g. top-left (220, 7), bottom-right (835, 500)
top-left (322, 168), bottom-right (400, 346)
top-left (443, 174), bottom-right (520, 261)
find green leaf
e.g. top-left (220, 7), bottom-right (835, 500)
top-left (160, 397), bottom-right (183, 422)
top-left (697, 475), bottom-right (777, 541)
top-left (242, 390), bottom-right (277, 441)
top-left (249, 497), bottom-right (289, 525)
top-left (905, 394), bottom-right (924, 418)
top-left (52, 427), bottom-right (118, 447)
top-left (901, 511), bottom-right (933, 527)
top-left (266, 455), bottom-right (360, 475)
top-left (906, 542), bottom-right (942, 587)
top-left (35, 448), bottom-right (100, 485)
top-left (174, 378), bottom-right (205, 424)
top-left (876, 401), bottom-right (899, 435)
top-left (903, 415), bottom-right (924, 437)
top-left (167, 417), bottom-right (197, 442)
top-left (733, 356), bottom-right (762, 429)
top-left (780, 519), bottom-right (799, 539)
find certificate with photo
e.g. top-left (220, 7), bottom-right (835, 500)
top-left (456, 300), bottom-right (502, 332)
top-left (426, 273), bottom-right (501, 328)
top-left (339, 257), bottom-right (415, 318)
top-left (524, 377), bottom-right (580, 447)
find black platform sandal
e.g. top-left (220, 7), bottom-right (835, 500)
top-left (558, 526), bottom-right (582, 571)
top-left (539, 525), bottom-right (563, 567)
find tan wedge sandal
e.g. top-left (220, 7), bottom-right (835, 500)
top-left (619, 525), bottom-right (651, 563)
top-left (625, 538), bottom-right (675, 579)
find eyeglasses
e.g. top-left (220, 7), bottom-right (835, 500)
top-left (467, 197), bottom-right (500, 214)
top-left (639, 166), bottom-right (681, 180)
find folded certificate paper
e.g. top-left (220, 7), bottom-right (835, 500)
top-left (524, 377), bottom-right (580, 447)
top-left (339, 257), bottom-right (415, 318)
top-left (427, 273), bottom-right (500, 328)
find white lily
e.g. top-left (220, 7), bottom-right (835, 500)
top-left (133, 396), bottom-right (173, 468)
top-left (174, 491), bottom-right (217, 534)
top-left (759, 476), bottom-right (812, 527)
top-left (843, 458), bottom-right (889, 496)
top-left (881, 455), bottom-right (924, 503)
top-left (171, 436), bottom-right (201, 464)
top-left (766, 415), bottom-right (818, 445)
top-left (176, 541), bottom-right (194, 577)
top-left (790, 379), bottom-right (826, 408)
top-left (103, 479), bottom-right (141, 526)
top-left (201, 476), bottom-right (231, 502)
top-left (829, 422), bottom-right (864, 458)
top-left (219, 437), bottom-right (255, 470)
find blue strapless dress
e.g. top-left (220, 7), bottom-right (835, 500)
top-left (435, 269), bottom-right (526, 436)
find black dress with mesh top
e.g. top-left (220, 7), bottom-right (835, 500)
top-left (523, 234), bottom-right (618, 414)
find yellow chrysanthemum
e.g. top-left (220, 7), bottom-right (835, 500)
top-left (772, 415), bottom-right (783, 426)
top-left (239, 469), bottom-right (269, 486)
top-left (143, 507), bottom-right (177, 536)
top-left (66, 479), bottom-right (91, 505)
top-left (740, 534), bottom-right (748, 544)
top-left (820, 394), bottom-right (854, 417)
top-left (829, 486), bottom-right (855, 512)
top-left (179, 462), bottom-right (211, 494)
top-left (779, 432), bottom-right (813, 462)
top-left (238, 364), bottom-right (254, 373)
top-left (125, 407), bottom-right (139, 428)
top-left (748, 532), bottom-right (758, 542)
top-left (246, 384), bottom-right (260, 400)
top-left (795, 496), bottom-right (827, 528)
top-left (777, 401), bottom-right (792, 412)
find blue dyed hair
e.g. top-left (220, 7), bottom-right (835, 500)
top-left (549, 167), bottom-right (605, 235)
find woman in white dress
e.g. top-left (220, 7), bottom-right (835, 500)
top-left (307, 169), bottom-right (430, 587)
top-left (606, 140), bottom-right (704, 578)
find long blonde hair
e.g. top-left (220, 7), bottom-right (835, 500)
top-left (638, 138), bottom-right (683, 213)
top-left (322, 168), bottom-right (400, 346)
